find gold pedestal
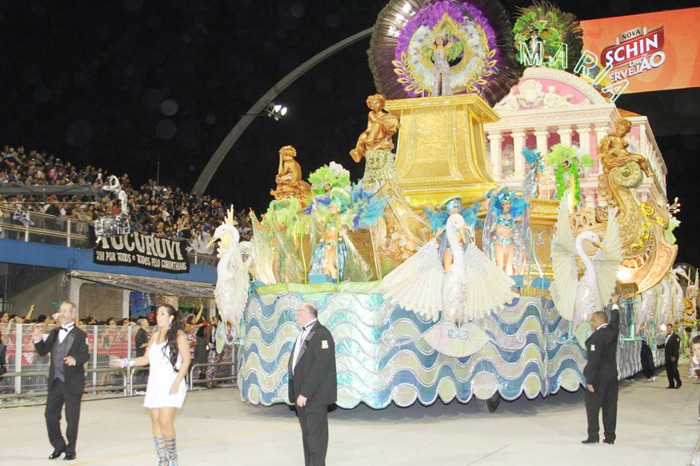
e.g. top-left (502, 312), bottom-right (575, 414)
top-left (384, 94), bottom-right (499, 207)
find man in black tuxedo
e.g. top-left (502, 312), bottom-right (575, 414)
top-left (582, 294), bottom-right (620, 445)
top-left (33, 302), bottom-right (89, 461)
top-left (657, 322), bottom-right (682, 389)
top-left (288, 302), bottom-right (337, 466)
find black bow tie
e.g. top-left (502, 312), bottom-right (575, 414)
top-left (60, 326), bottom-right (73, 333)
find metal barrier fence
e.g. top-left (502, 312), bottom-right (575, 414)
top-left (0, 324), bottom-right (237, 403)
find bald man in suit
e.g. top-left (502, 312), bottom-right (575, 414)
top-left (288, 302), bottom-right (337, 466)
top-left (582, 294), bottom-right (620, 445)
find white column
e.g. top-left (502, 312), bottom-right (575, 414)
top-left (557, 126), bottom-right (573, 146)
top-left (576, 125), bottom-right (592, 155)
top-left (594, 124), bottom-right (610, 173)
top-left (487, 132), bottom-right (503, 179)
top-left (123, 290), bottom-right (130, 319)
top-left (534, 128), bottom-right (549, 156)
top-left (69, 278), bottom-right (84, 318)
top-left (512, 131), bottom-right (526, 177)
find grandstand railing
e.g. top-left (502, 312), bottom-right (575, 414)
top-left (0, 206), bottom-right (218, 266)
top-left (0, 324), bottom-right (237, 405)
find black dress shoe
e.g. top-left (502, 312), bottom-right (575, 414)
top-left (64, 453), bottom-right (76, 461)
top-left (581, 438), bottom-right (599, 444)
top-left (603, 438), bottom-right (615, 445)
top-left (676, 382), bottom-right (682, 389)
top-left (666, 386), bottom-right (675, 389)
top-left (49, 451), bottom-right (64, 460)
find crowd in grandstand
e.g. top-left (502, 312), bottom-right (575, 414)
top-left (0, 145), bottom-right (252, 245)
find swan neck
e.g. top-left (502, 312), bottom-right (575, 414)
top-left (575, 235), bottom-right (595, 276)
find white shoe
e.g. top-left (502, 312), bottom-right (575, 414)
top-left (652, 376), bottom-right (656, 381)
top-left (134, 390), bottom-right (146, 396)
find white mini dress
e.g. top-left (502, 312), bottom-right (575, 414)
top-left (144, 340), bottom-right (187, 409)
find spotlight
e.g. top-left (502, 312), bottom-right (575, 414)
top-left (263, 103), bottom-right (289, 121)
top-left (240, 103), bottom-right (289, 121)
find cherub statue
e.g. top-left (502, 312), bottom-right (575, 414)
top-left (349, 94), bottom-right (400, 163)
top-left (270, 145), bottom-right (311, 204)
top-left (598, 119), bottom-right (653, 177)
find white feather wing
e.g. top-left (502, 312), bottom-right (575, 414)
top-left (215, 245), bottom-right (250, 336)
top-left (462, 242), bottom-right (518, 319)
top-left (379, 238), bottom-right (444, 321)
top-left (550, 197), bottom-right (578, 320)
top-left (593, 207), bottom-right (623, 310)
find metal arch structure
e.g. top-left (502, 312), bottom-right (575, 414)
top-left (192, 27), bottom-right (373, 196)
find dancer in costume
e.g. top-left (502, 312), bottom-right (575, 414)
top-left (482, 187), bottom-right (529, 275)
top-left (424, 196), bottom-right (480, 271)
top-left (430, 36), bottom-right (454, 96)
top-left (381, 196), bottom-right (517, 323)
top-left (111, 305), bottom-right (190, 466)
top-left (307, 183), bottom-right (385, 282)
top-left (308, 188), bottom-right (350, 281)
top-left (545, 144), bottom-right (594, 208)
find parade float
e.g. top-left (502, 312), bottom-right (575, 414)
top-left (208, 0), bottom-right (686, 411)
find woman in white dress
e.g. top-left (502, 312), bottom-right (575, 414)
top-left (111, 305), bottom-right (190, 465)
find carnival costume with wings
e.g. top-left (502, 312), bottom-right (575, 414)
top-left (550, 195), bottom-right (622, 327)
top-left (380, 208), bottom-right (517, 323)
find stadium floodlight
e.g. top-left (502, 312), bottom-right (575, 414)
top-left (239, 102), bottom-right (288, 121)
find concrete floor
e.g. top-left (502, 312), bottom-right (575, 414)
top-left (1, 369), bottom-right (697, 466)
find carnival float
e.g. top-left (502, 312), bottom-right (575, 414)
top-left (207, 0), bottom-right (688, 411)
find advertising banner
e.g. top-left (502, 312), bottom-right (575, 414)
top-left (94, 231), bottom-right (189, 273)
top-left (581, 7), bottom-right (700, 93)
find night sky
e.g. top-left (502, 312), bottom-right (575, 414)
top-left (1, 0), bottom-right (699, 263)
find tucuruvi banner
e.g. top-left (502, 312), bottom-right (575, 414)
top-left (94, 231), bottom-right (189, 273)
top-left (581, 7), bottom-right (700, 93)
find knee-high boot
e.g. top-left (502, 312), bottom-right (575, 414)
top-left (164, 437), bottom-right (178, 466)
top-left (153, 437), bottom-right (168, 466)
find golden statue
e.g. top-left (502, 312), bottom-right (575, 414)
top-left (598, 119), bottom-right (653, 177)
top-left (349, 94), bottom-right (400, 163)
top-left (597, 118), bottom-right (677, 294)
top-left (270, 145), bottom-right (311, 205)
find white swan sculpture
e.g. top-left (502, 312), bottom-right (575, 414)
top-left (208, 221), bottom-right (252, 351)
top-left (381, 213), bottom-right (517, 323)
top-left (550, 197), bottom-right (622, 327)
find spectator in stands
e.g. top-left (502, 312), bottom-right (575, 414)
top-left (193, 325), bottom-right (209, 383)
top-left (206, 315), bottom-right (220, 388)
top-left (134, 318), bottom-right (150, 395)
top-left (0, 144), bottom-right (250, 243)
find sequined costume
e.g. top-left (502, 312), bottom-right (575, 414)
top-left (432, 46), bottom-right (452, 96)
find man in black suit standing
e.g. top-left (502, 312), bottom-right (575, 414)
top-left (288, 302), bottom-right (337, 466)
top-left (582, 294), bottom-right (620, 445)
top-left (33, 301), bottom-right (89, 461)
top-left (657, 322), bottom-right (682, 389)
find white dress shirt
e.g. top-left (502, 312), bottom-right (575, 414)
top-left (58, 324), bottom-right (74, 343)
top-left (292, 319), bottom-right (317, 374)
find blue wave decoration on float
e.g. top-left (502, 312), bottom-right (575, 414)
top-left (239, 293), bottom-right (645, 409)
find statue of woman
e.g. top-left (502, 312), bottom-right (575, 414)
top-left (598, 119), bottom-right (653, 177)
top-left (270, 145), bottom-right (311, 204)
top-left (349, 94), bottom-right (400, 163)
